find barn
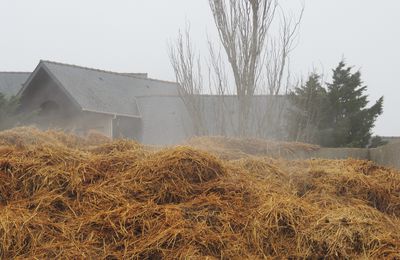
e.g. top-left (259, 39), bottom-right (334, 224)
top-left (0, 60), bottom-right (287, 144)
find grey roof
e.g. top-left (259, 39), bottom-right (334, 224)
top-left (0, 72), bottom-right (30, 98)
top-left (23, 60), bottom-right (179, 118)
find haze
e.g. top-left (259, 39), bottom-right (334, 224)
top-left (0, 0), bottom-right (399, 136)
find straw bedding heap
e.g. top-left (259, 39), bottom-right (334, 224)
top-left (0, 127), bottom-right (399, 259)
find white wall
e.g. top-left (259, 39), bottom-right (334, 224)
top-left (136, 95), bottom-right (289, 145)
top-left (137, 96), bottom-right (192, 145)
top-left (70, 111), bottom-right (113, 138)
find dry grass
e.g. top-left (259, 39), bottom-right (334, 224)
top-left (0, 127), bottom-right (399, 259)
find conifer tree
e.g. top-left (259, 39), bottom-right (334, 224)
top-left (322, 61), bottom-right (383, 147)
top-left (287, 60), bottom-right (384, 148)
top-left (287, 73), bottom-right (327, 144)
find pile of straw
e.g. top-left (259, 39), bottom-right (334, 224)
top-left (0, 127), bottom-right (399, 258)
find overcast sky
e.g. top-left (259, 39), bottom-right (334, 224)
top-left (0, 0), bottom-right (399, 136)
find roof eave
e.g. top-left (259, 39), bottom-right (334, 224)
top-left (81, 109), bottom-right (142, 119)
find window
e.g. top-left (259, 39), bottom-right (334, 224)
top-left (39, 100), bottom-right (60, 117)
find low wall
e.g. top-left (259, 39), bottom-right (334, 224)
top-left (315, 148), bottom-right (370, 160)
top-left (288, 144), bottom-right (399, 170)
top-left (370, 143), bottom-right (400, 169)
top-left (287, 148), bottom-right (369, 161)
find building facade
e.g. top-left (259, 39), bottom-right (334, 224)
top-left (0, 60), bottom-right (287, 145)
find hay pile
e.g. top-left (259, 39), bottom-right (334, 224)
top-left (0, 127), bottom-right (399, 258)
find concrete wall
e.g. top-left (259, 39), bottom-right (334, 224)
top-left (137, 96), bottom-right (192, 145)
top-left (31, 110), bottom-right (113, 138)
top-left (134, 95), bottom-right (398, 171)
top-left (71, 111), bottom-right (113, 137)
top-left (136, 95), bottom-right (288, 145)
top-left (113, 116), bottom-right (142, 141)
top-left (288, 148), bottom-right (370, 161)
top-left (284, 145), bottom-right (399, 170)
top-left (370, 143), bottom-right (400, 169)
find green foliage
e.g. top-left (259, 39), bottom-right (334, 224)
top-left (288, 60), bottom-right (384, 148)
top-left (287, 73), bottom-right (327, 144)
top-left (323, 61), bottom-right (383, 147)
top-left (0, 93), bottom-right (23, 131)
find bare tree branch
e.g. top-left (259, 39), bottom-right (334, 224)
top-left (168, 26), bottom-right (208, 135)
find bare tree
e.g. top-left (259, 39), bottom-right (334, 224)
top-left (209, 0), bottom-right (278, 136)
top-left (255, 5), bottom-right (304, 139)
top-left (208, 42), bottom-right (232, 136)
top-left (265, 6), bottom-right (303, 95)
top-left (169, 0), bottom-right (304, 139)
top-left (168, 27), bottom-right (208, 136)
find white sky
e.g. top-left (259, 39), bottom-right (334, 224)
top-left (0, 0), bottom-right (399, 136)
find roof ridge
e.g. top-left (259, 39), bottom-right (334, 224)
top-left (0, 71), bottom-right (31, 74)
top-left (41, 59), bottom-right (135, 77)
top-left (40, 60), bottom-right (177, 85)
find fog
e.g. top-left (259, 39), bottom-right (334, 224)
top-left (0, 0), bottom-right (399, 136)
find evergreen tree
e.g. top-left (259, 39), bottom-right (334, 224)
top-left (322, 61), bottom-right (383, 147)
top-left (287, 73), bottom-right (327, 144)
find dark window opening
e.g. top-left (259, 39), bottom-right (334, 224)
top-left (39, 100), bottom-right (60, 117)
